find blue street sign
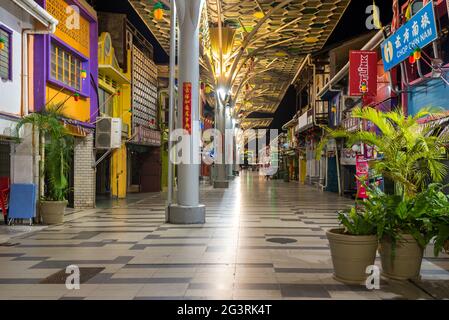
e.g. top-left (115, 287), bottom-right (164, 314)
top-left (381, 1), bottom-right (438, 71)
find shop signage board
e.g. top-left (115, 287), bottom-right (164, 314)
top-left (183, 82), bottom-right (192, 134)
top-left (356, 155), bottom-right (369, 199)
top-left (340, 148), bottom-right (357, 166)
top-left (349, 51), bottom-right (378, 96)
top-left (381, 1), bottom-right (437, 71)
top-left (132, 126), bottom-right (161, 146)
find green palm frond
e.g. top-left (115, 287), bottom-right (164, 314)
top-left (351, 107), bottom-right (395, 137)
top-left (16, 106), bottom-right (73, 201)
top-left (316, 128), bottom-right (349, 160)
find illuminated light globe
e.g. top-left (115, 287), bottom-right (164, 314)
top-left (80, 69), bottom-right (87, 79)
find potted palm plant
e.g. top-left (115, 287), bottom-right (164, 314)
top-left (16, 106), bottom-right (73, 225)
top-left (326, 204), bottom-right (378, 284)
top-left (317, 106), bottom-right (449, 280)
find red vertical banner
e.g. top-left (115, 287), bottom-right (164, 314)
top-left (183, 82), bottom-right (192, 134)
top-left (349, 51), bottom-right (378, 97)
top-left (356, 154), bottom-right (369, 199)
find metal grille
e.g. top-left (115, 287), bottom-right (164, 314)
top-left (50, 43), bottom-right (83, 91)
top-left (46, 0), bottom-right (90, 53)
top-left (132, 46), bottom-right (158, 130)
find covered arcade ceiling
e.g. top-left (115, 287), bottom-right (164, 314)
top-left (129, 0), bottom-right (350, 129)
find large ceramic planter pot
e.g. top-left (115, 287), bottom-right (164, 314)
top-left (326, 228), bottom-right (378, 284)
top-left (379, 234), bottom-right (424, 281)
top-left (40, 201), bottom-right (67, 225)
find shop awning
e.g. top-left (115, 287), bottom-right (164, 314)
top-left (418, 111), bottom-right (449, 125)
top-left (63, 122), bottom-right (93, 137)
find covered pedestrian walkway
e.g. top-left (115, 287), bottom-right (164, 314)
top-left (0, 172), bottom-right (447, 299)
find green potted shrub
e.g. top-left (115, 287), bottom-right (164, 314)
top-left (16, 107), bottom-right (73, 225)
top-left (327, 203), bottom-right (378, 284)
top-left (318, 106), bottom-right (449, 280)
top-left (366, 184), bottom-right (449, 280)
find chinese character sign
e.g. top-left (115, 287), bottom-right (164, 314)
top-left (183, 82), bottom-right (192, 134)
top-left (381, 1), bottom-right (437, 71)
top-left (349, 50), bottom-right (378, 96)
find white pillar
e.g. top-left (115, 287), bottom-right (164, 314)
top-left (225, 108), bottom-right (233, 179)
top-left (213, 96), bottom-right (229, 188)
top-left (168, 0), bottom-right (205, 224)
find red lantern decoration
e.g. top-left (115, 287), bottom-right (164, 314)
top-left (74, 93), bottom-right (80, 101)
top-left (409, 54), bottom-right (416, 64)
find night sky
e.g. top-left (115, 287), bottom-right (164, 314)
top-left (89, 0), bottom-right (407, 129)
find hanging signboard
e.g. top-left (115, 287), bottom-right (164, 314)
top-left (183, 82), bottom-right (192, 134)
top-left (349, 51), bottom-right (378, 96)
top-left (340, 148), bottom-right (357, 166)
top-left (381, 1), bottom-right (437, 71)
top-left (131, 126), bottom-right (161, 146)
top-left (356, 155), bottom-right (369, 199)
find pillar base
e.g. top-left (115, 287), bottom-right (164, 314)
top-left (214, 180), bottom-right (229, 189)
top-left (167, 204), bottom-right (206, 224)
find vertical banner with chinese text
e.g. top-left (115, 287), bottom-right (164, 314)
top-left (183, 82), bottom-right (192, 134)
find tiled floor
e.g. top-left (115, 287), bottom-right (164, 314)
top-left (0, 171), bottom-right (448, 300)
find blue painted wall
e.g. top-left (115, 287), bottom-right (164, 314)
top-left (408, 76), bottom-right (449, 116)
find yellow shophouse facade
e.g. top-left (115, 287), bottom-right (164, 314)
top-left (97, 32), bottom-right (131, 199)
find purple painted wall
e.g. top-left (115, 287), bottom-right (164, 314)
top-left (33, 0), bottom-right (98, 126)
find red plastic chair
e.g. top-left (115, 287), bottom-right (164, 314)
top-left (0, 177), bottom-right (10, 218)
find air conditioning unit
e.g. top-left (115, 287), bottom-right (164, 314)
top-left (96, 117), bottom-right (122, 149)
top-left (341, 95), bottom-right (361, 110)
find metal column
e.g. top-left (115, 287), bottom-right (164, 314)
top-left (168, 0), bottom-right (206, 224)
top-left (213, 97), bottom-right (229, 188)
